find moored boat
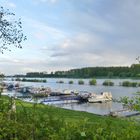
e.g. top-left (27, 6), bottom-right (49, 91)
top-left (41, 95), bottom-right (81, 105)
top-left (28, 87), bottom-right (51, 97)
top-left (88, 92), bottom-right (112, 103)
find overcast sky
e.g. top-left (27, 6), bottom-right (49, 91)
top-left (0, 0), bottom-right (140, 75)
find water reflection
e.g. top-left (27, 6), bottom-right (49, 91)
top-left (56, 101), bottom-right (123, 115)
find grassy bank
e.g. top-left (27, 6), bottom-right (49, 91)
top-left (1, 96), bottom-right (140, 139)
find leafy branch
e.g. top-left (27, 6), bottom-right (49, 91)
top-left (0, 6), bottom-right (26, 53)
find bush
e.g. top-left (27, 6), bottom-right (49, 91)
top-left (121, 81), bottom-right (138, 87)
top-left (138, 83), bottom-right (140, 87)
top-left (89, 79), bottom-right (97, 85)
top-left (103, 80), bottom-right (114, 86)
top-left (69, 80), bottom-right (74, 84)
top-left (78, 80), bottom-right (84, 85)
top-left (21, 78), bottom-right (47, 83)
top-left (56, 80), bottom-right (64, 83)
top-left (131, 82), bottom-right (138, 87)
top-left (122, 81), bottom-right (132, 87)
top-left (15, 78), bottom-right (21, 81)
top-left (42, 79), bottom-right (47, 83)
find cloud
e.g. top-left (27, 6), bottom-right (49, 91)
top-left (51, 52), bottom-right (70, 57)
top-left (48, 33), bottom-right (104, 56)
top-left (0, 56), bottom-right (49, 74)
top-left (1, 1), bottom-right (17, 9)
top-left (68, 12), bottom-right (114, 34)
top-left (48, 0), bottom-right (57, 4)
top-left (40, 33), bottom-right (105, 69)
top-left (6, 2), bottom-right (16, 8)
top-left (23, 17), bottom-right (66, 42)
top-left (33, 0), bottom-right (58, 4)
top-left (33, 32), bottom-right (47, 40)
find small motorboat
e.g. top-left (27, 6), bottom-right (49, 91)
top-left (88, 92), bottom-right (112, 103)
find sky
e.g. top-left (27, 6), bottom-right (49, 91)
top-left (0, 0), bottom-right (140, 75)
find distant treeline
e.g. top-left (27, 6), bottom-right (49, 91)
top-left (13, 64), bottom-right (140, 78)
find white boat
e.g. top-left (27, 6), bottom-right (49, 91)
top-left (50, 89), bottom-right (78, 96)
top-left (28, 87), bottom-right (51, 95)
top-left (88, 92), bottom-right (112, 103)
top-left (61, 89), bottom-right (73, 95)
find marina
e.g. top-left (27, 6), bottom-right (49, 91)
top-left (2, 82), bottom-right (113, 104)
top-left (1, 78), bottom-right (140, 116)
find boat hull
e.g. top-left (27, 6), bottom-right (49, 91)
top-left (88, 98), bottom-right (111, 103)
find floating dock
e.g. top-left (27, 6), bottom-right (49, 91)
top-left (41, 95), bottom-right (81, 105)
top-left (109, 109), bottom-right (140, 117)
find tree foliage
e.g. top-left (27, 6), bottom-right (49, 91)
top-left (25, 64), bottom-right (140, 78)
top-left (0, 6), bottom-right (26, 53)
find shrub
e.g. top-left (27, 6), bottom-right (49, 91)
top-left (42, 79), bottom-right (47, 83)
top-left (103, 80), bottom-right (114, 86)
top-left (122, 81), bottom-right (132, 87)
top-left (89, 79), bottom-right (97, 85)
top-left (131, 82), bottom-right (138, 87)
top-left (69, 80), bottom-right (74, 84)
top-left (78, 80), bottom-right (84, 85)
top-left (15, 78), bottom-right (21, 81)
top-left (21, 78), bottom-right (47, 83)
top-left (121, 81), bottom-right (138, 87)
top-left (56, 80), bottom-right (64, 83)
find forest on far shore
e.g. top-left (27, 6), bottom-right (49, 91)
top-left (11, 64), bottom-right (140, 78)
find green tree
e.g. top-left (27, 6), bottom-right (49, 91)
top-left (0, 6), bottom-right (26, 53)
top-left (107, 72), bottom-right (114, 78)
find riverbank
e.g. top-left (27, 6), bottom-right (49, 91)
top-left (1, 95), bottom-right (140, 139)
